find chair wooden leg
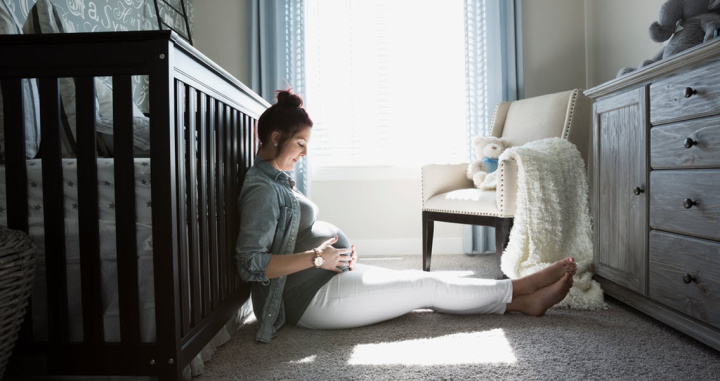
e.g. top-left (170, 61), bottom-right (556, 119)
top-left (494, 218), bottom-right (513, 279)
top-left (422, 212), bottom-right (434, 271)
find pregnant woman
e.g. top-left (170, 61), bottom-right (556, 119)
top-left (235, 90), bottom-right (576, 343)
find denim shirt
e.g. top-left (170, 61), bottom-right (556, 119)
top-left (236, 156), bottom-right (300, 342)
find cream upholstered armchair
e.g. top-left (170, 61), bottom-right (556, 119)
top-left (421, 89), bottom-right (592, 278)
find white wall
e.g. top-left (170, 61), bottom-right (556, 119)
top-left (520, 0), bottom-right (666, 95)
top-left (521, 0), bottom-right (587, 98)
top-left (311, 172), bottom-right (462, 255)
top-left (585, 0), bottom-right (666, 87)
top-left (193, 0), bottom-right (251, 85)
top-left (193, 0), bottom-right (670, 256)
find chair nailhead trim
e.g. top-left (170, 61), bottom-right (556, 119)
top-left (422, 208), bottom-right (505, 217)
top-left (564, 89), bottom-right (578, 140)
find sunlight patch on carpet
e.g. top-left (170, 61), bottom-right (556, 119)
top-left (348, 329), bottom-right (516, 365)
top-left (243, 314), bottom-right (257, 325)
top-left (289, 355), bottom-right (317, 364)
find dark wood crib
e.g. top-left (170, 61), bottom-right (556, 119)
top-left (0, 31), bottom-right (267, 380)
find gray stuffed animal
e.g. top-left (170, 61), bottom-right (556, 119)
top-left (617, 0), bottom-right (720, 77)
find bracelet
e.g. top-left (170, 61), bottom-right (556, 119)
top-left (311, 247), bottom-right (324, 268)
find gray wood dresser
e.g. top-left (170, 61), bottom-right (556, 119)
top-left (585, 39), bottom-right (720, 351)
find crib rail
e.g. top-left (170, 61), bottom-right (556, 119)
top-left (0, 31), bottom-right (267, 380)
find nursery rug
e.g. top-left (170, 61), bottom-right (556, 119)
top-left (499, 137), bottom-right (605, 310)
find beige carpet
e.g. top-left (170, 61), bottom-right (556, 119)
top-left (196, 254), bottom-right (720, 380)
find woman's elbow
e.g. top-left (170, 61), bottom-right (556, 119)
top-left (238, 268), bottom-right (268, 283)
top-left (236, 253), bottom-right (270, 283)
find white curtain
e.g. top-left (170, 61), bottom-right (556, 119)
top-left (249, 0), bottom-right (310, 195)
top-left (463, 0), bottom-right (522, 254)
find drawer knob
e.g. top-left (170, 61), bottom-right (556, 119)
top-left (633, 186), bottom-right (645, 195)
top-left (683, 138), bottom-right (698, 148)
top-left (683, 198), bottom-right (698, 209)
top-left (684, 87), bottom-right (697, 98)
top-left (682, 273), bottom-right (696, 284)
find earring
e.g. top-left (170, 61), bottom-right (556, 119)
top-left (274, 143), bottom-right (278, 147)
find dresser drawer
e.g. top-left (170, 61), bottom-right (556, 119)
top-left (650, 170), bottom-right (720, 241)
top-left (651, 115), bottom-right (720, 169)
top-left (649, 230), bottom-right (720, 330)
top-left (650, 58), bottom-right (720, 125)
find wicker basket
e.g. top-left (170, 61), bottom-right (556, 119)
top-left (0, 226), bottom-right (37, 379)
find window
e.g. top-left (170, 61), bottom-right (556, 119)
top-left (305, 0), bottom-right (473, 168)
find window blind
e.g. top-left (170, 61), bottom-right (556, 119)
top-left (305, 0), bottom-right (488, 168)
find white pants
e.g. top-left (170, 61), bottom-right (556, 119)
top-left (297, 264), bottom-right (513, 329)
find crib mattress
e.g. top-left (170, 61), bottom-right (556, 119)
top-left (0, 158), bottom-right (157, 342)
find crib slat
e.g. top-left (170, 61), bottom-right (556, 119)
top-left (176, 80), bottom-right (191, 335)
top-left (186, 86), bottom-right (202, 327)
top-left (197, 92), bottom-right (212, 317)
top-left (252, 119), bottom-right (258, 165)
top-left (216, 103), bottom-right (228, 301)
top-left (228, 109), bottom-right (239, 292)
top-left (207, 99), bottom-right (220, 309)
top-left (38, 78), bottom-right (70, 344)
top-left (1, 78), bottom-right (29, 233)
top-left (112, 75), bottom-right (141, 345)
top-left (222, 108), bottom-right (231, 298)
top-left (1, 78), bottom-right (35, 347)
top-left (247, 115), bottom-right (253, 165)
top-left (225, 106), bottom-right (234, 296)
top-left (75, 76), bottom-right (103, 344)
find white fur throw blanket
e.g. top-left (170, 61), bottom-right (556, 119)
top-left (499, 138), bottom-right (606, 310)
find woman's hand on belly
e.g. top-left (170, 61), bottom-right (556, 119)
top-left (316, 236), bottom-right (353, 273)
top-left (346, 245), bottom-right (358, 271)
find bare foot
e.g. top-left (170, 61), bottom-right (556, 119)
top-left (511, 257), bottom-right (576, 296)
top-left (506, 273), bottom-right (573, 317)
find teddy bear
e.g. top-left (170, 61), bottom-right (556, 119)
top-left (466, 136), bottom-right (509, 190)
top-left (617, 0), bottom-right (720, 77)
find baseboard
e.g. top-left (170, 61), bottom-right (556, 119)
top-left (351, 237), bottom-right (482, 256)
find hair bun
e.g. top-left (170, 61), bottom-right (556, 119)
top-left (275, 89), bottom-right (303, 109)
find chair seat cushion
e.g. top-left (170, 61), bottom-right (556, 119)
top-left (422, 188), bottom-right (511, 217)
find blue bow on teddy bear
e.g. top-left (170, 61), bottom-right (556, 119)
top-left (481, 157), bottom-right (499, 174)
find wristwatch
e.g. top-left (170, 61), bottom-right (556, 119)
top-left (312, 248), bottom-right (324, 268)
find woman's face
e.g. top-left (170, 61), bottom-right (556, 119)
top-left (272, 125), bottom-right (311, 171)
